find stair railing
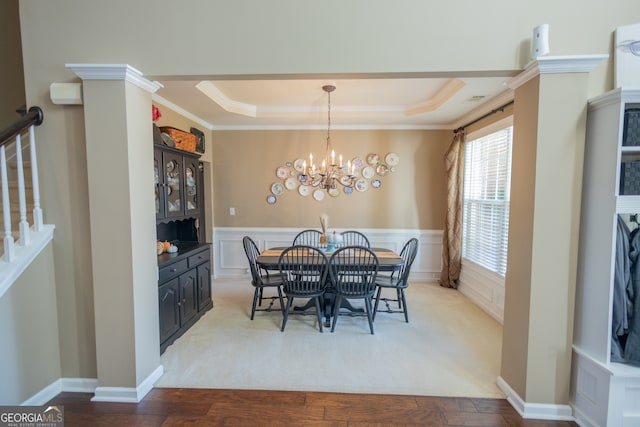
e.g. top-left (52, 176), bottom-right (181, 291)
top-left (0, 107), bottom-right (44, 262)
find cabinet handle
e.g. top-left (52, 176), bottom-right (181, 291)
top-left (177, 302), bottom-right (181, 306)
top-left (170, 268), bottom-right (177, 272)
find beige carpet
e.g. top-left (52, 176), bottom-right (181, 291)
top-left (155, 278), bottom-right (505, 398)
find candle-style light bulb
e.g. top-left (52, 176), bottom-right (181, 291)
top-left (303, 160), bottom-right (307, 171)
top-left (339, 154), bottom-right (343, 168)
top-left (309, 153), bottom-right (313, 165)
top-left (331, 150), bottom-right (335, 165)
top-left (347, 160), bottom-right (351, 174)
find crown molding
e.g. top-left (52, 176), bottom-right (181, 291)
top-left (152, 94), bottom-right (214, 130)
top-left (508, 54), bottom-right (609, 90)
top-left (66, 63), bottom-right (163, 93)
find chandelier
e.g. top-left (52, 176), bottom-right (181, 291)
top-left (302, 85), bottom-right (356, 190)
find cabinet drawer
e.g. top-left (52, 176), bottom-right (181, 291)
top-left (188, 249), bottom-right (210, 268)
top-left (159, 259), bottom-right (188, 283)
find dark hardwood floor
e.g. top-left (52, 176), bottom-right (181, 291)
top-left (46, 388), bottom-right (579, 426)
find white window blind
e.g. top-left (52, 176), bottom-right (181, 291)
top-left (462, 126), bottom-right (513, 276)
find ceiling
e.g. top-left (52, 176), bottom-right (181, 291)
top-left (152, 74), bottom-right (517, 131)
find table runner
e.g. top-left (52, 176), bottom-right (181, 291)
top-left (260, 248), bottom-right (400, 258)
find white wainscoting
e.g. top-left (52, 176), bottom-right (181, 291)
top-left (571, 347), bottom-right (640, 427)
top-left (212, 227), bottom-right (442, 282)
top-left (458, 259), bottom-right (505, 324)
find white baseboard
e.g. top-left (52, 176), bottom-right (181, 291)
top-left (497, 376), bottom-right (574, 421)
top-left (22, 365), bottom-right (164, 405)
top-left (61, 377), bottom-right (98, 393)
top-left (91, 365), bottom-right (163, 403)
top-left (21, 379), bottom-right (63, 406)
top-left (21, 377), bottom-right (98, 405)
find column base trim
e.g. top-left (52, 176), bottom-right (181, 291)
top-left (91, 365), bottom-right (163, 403)
top-left (497, 376), bottom-right (574, 421)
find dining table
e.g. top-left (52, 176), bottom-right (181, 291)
top-left (256, 246), bottom-right (404, 327)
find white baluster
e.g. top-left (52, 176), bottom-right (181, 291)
top-left (1, 145), bottom-right (15, 261)
top-left (15, 134), bottom-right (30, 246)
top-left (29, 125), bottom-right (43, 232)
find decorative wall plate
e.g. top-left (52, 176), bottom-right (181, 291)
top-left (385, 152), bottom-right (400, 166)
top-left (355, 179), bottom-right (368, 192)
top-left (351, 157), bottom-right (365, 170)
top-left (313, 189), bottom-right (325, 201)
top-left (271, 182), bottom-right (284, 196)
top-left (372, 179), bottom-right (382, 189)
top-left (298, 174), bottom-right (309, 183)
top-left (276, 166), bottom-right (289, 179)
top-left (328, 187), bottom-right (340, 197)
top-left (266, 194), bottom-right (277, 205)
top-left (367, 153), bottom-right (380, 165)
top-left (362, 166), bottom-right (375, 179)
top-left (298, 185), bottom-right (311, 196)
top-left (285, 177), bottom-right (298, 190)
top-left (340, 175), bottom-right (353, 186)
top-left (344, 186), bottom-right (353, 195)
top-left (376, 164), bottom-right (389, 176)
top-left (294, 158), bottom-right (306, 172)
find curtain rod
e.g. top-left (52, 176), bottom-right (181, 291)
top-left (453, 100), bottom-right (514, 134)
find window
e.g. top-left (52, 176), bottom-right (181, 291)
top-left (462, 124), bottom-right (513, 276)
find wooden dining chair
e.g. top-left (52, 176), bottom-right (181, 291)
top-left (278, 245), bottom-right (329, 332)
top-left (373, 238), bottom-right (419, 323)
top-left (293, 229), bottom-right (323, 247)
top-left (242, 236), bottom-right (285, 320)
top-left (329, 246), bottom-right (379, 334)
top-left (340, 230), bottom-right (370, 248)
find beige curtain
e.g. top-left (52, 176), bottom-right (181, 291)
top-left (439, 131), bottom-right (465, 289)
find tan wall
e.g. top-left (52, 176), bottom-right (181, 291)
top-left (15, 0), bottom-right (640, 395)
top-left (212, 129), bottom-right (449, 230)
top-left (0, 0), bottom-right (25, 129)
top-left (0, 243), bottom-right (60, 405)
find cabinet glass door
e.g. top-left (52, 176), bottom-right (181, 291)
top-left (184, 158), bottom-right (199, 215)
top-left (165, 152), bottom-right (183, 218)
top-left (154, 149), bottom-right (166, 219)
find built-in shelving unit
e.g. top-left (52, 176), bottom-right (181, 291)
top-left (571, 88), bottom-right (640, 427)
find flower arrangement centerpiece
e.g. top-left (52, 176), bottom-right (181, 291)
top-left (319, 214), bottom-right (342, 251)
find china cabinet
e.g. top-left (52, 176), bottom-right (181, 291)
top-left (155, 142), bottom-right (210, 353)
top-left (572, 88), bottom-right (640, 427)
